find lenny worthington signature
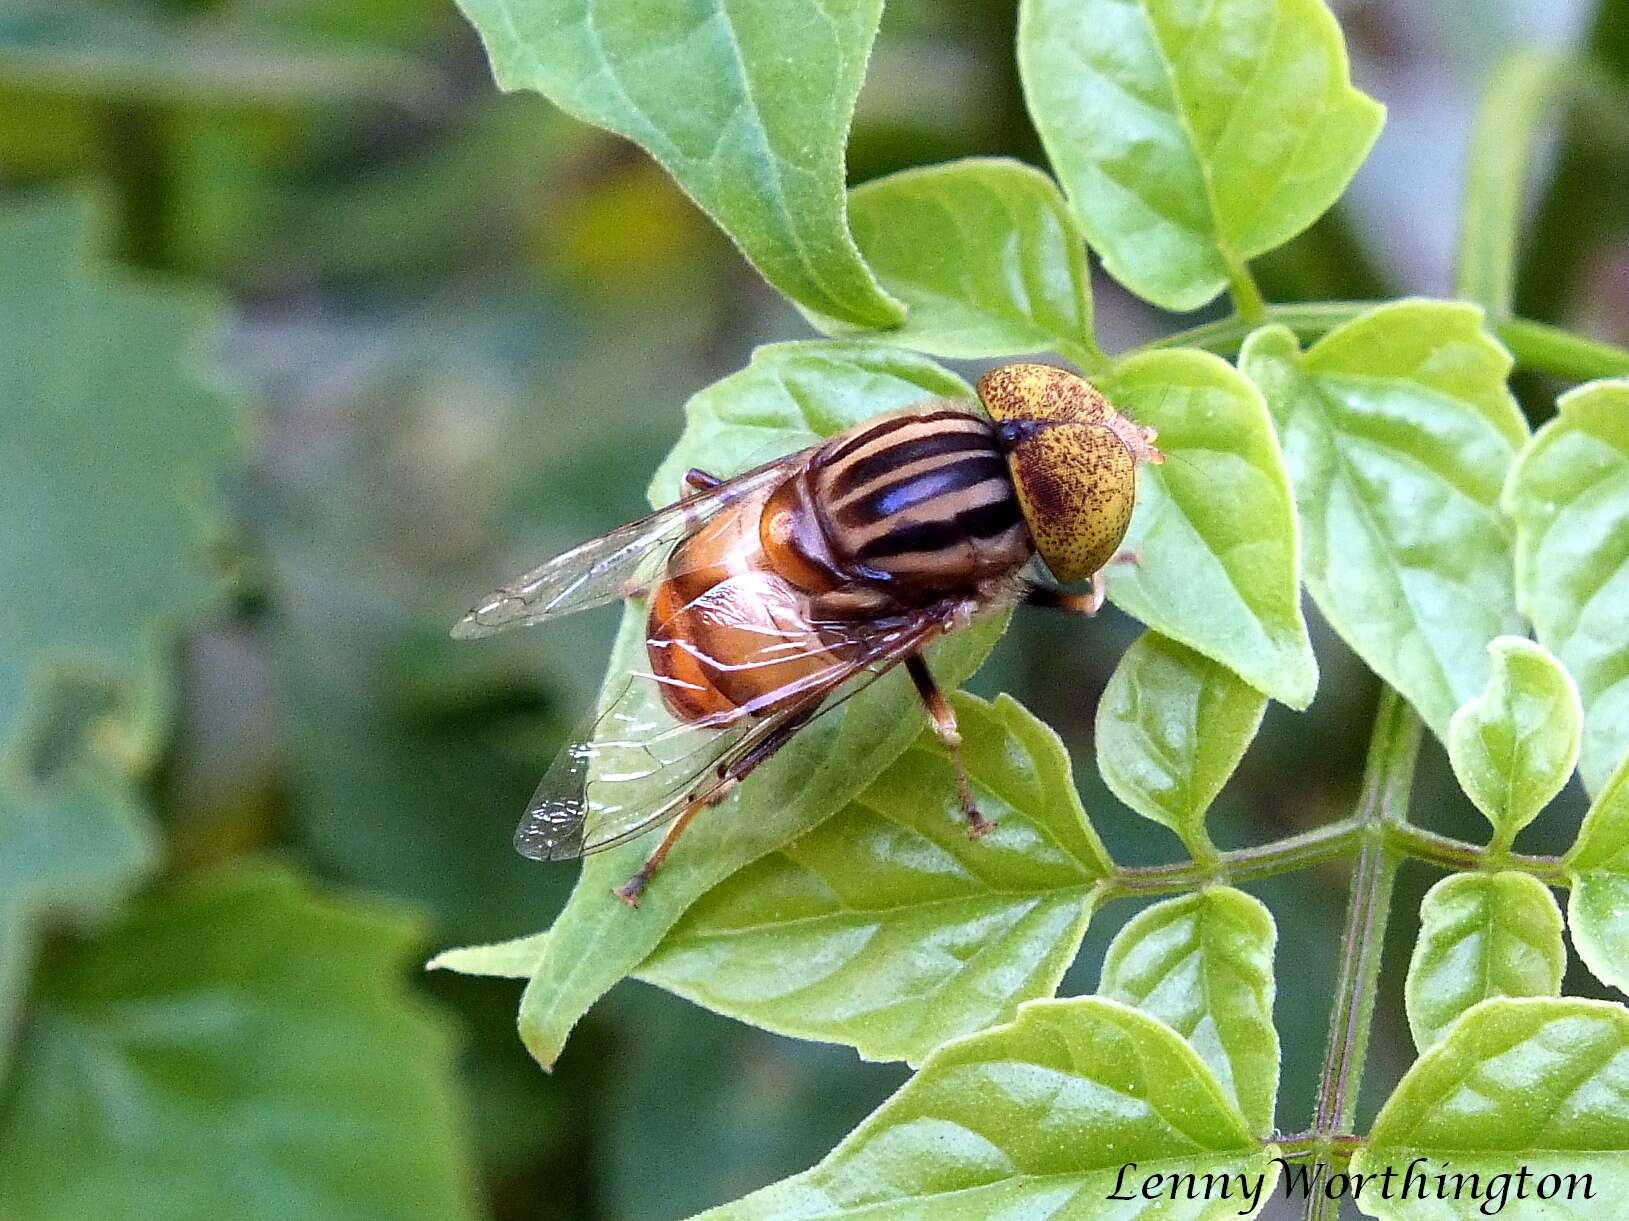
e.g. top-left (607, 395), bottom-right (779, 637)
top-left (1106, 1158), bottom-right (1596, 1216)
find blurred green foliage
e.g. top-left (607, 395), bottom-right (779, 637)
top-left (1, 1), bottom-right (1626, 1219)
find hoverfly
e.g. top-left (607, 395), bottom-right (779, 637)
top-left (453, 363), bottom-right (1163, 906)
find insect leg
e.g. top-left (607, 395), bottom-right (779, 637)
top-left (684, 468), bottom-right (723, 492)
top-left (613, 707), bottom-right (816, 908)
top-left (904, 652), bottom-right (992, 838)
top-left (1026, 551), bottom-right (1142, 616)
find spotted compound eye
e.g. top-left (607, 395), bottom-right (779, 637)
top-left (975, 363), bottom-right (1161, 583)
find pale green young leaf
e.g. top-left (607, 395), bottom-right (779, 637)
top-left (519, 344), bottom-right (1005, 1069)
top-left (1448, 637), bottom-right (1581, 846)
top-left (637, 693), bottom-right (1110, 1065)
top-left (1354, 998), bottom-right (1629, 1219)
top-left (1240, 302), bottom-right (1528, 739)
top-left (1097, 887), bottom-right (1279, 1136)
top-left (702, 997), bottom-right (1278, 1220)
top-left (834, 158), bottom-right (1095, 364)
top-left (1096, 633), bottom-right (1267, 858)
top-left (1564, 750), bottom-right (1629, 995)
top-left (0, 195), bottom-right (238, 1068)
top-left (0, 867), bottom-right (480, 1220)
top-left (1101, 349), bottom-right (1317, 709)
top-left (453, 0), bottom-right (903, 328)
top-left (1503, 379), bottom-right (1629, 797)
top-left (1018, 0), bottom-right (1382, 311)
top-left (1403, 872), bottom-right (1564, 1052)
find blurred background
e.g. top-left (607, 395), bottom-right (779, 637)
top-left (1, 1), bottom-right (1626, 1218)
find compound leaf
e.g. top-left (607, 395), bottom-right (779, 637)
top-left (454, 0), bottom-right (903, 328)
top-left (1503, 379), bottom-right (1629, 797)
top-left (702, 997), bottom-right (1278, 1220)
top-left (1404, 872), bottom-right (1564, 1052)
top-left (839, 157), bottom-right (1095, 364)
top-left (1447, 637), bottom-right (1581, 846)
top-left (637, 693), bottom-right (1111, 1065)
top-left (1240, 302), bottom-right (1528, 739)
top-left (1102, 348), bottom-right (1317, 709)
top-left (1355, 998), bottom-right (1629, 1219)
top-left (1098, 887), bottom-right (1279, 1136)
top-left (1018, 0), bottom-right (1382, 311)
top-left (1096, 633), bottom-right (1267, 858)
top-left (0, 866), bottom-right (480, 1221)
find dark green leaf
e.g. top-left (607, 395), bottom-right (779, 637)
top-left (702, 997), bottom-right (1277, 1219)
top-left (454, 0), bottom-right (904, 327)
top-left (0, 866), bottom-right (480, 1221)
top-left (0, 194), bottom-right (238, 1066)
top-left (1098, 887), bottom-right (1279, 1136)
top-left (1240, 302), bottom-right (1528, 738)
top-left (0, 0), bottom-right (438, 110)
top-left (1018, 0), bottom-right (1382, 311)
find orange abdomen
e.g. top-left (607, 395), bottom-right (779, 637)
top-left (645, 486), bottom-right (847, 723)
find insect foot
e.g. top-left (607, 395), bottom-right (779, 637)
top-left (966, 808), bottom-right (996, 838)
top-left (613, 872), bottom-right (650, 909)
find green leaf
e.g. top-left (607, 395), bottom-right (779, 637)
top-left (1018, 0), bottom-right (1383, 312)
top-left (1354, 998), bottom-right (1629, 1219)
top-left (517, 344), bottom-right (1005, 1070)
top-left (1097, 887), bottom-right (1279, 1137)
top-left (837, 157), bottom-right (1096, 365)
top-left (429, 929), bottom-right (552, 978)
top-left (1240, 302), bottom-right (1528, 739)
top-left (1403, 872), bottom-right (1564, 1052)
top-left (0, 195), bottom-right (238, 1067)
top-left (702, 997), bottom-right (1278, 1220)
top-left (649, 340), bottom-right (971, 502)
top-left (1096, 633), bottom-right (1267, 859)
top-left (0, 0), bottom-right (439, 110)
top-left (453, 0), bottom-right (904, 328)
top-left (1504, 379), bottom-right (1629, 797)
top-left (1447, 637), bottom-right (1581, 847)
top-left (1564, 751), bottom-right (1629, 995)
top-left (1101, 349), bottom-right (1317, 709)
top-left (0, 866), bottom-right (480, 1220)
top-left (637, 693), bottom-right (1111, 1066)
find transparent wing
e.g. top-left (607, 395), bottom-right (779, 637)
top-left (451, 449), bottom-right (814, 639)
top-left (515, 586), bottom-right (982, 862)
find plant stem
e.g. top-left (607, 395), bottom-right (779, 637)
top-left (1385, 823), bottom-right (1567, 883)
top-left (1144, 301), bottom-right (1629, 383)
top-left (1227, 257), bottom-right (1269, 323)
top-left (1304, 689), bottom-right (1421, 1221)
top-left (1104, 810), bottom-right (1571, 898)
top-left (1107, 818), bottom-right (1362, 897)
top-left (1455, 51), bottom-right (1572, 315)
